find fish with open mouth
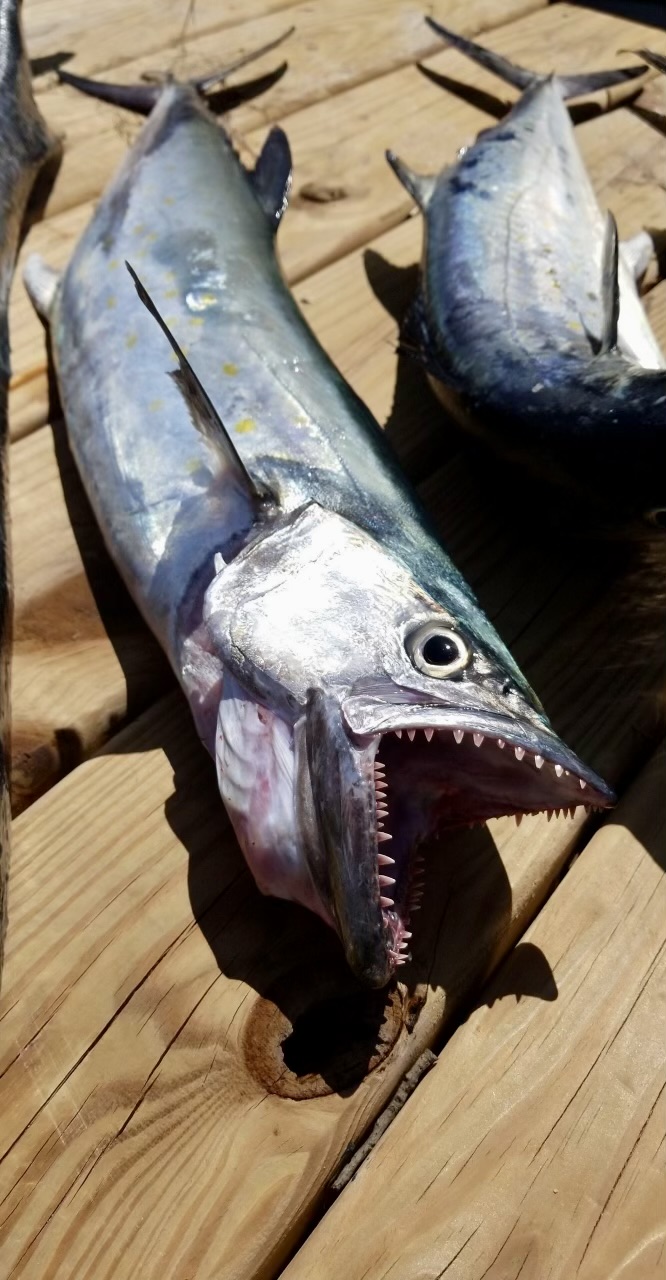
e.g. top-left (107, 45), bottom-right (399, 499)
top-left (387, 20), bottom-right (666, 530)
top-left (0, 0), bottom-right (61, 983)
top-left (25, 55), bottom-right (613, 988)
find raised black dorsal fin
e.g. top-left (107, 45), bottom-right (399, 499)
top-left (249, 126), bottom-right (292, 229)
top-left (425, 16), bottom-right (646, 102)
top-left (599, 211), bottom-right (620, 356)
top-left (385, 150), bottom-right (436, 209)
top-left (125, 262), bottom-right (268, 506)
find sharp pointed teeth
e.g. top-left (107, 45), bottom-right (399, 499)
top-left (497, 739), bottom-right (505, 749)
top-left (377, 853), bottom-right (395, 866)
top-left (378, 875), bottom-right (396, 887)
top-left (402, 932), bottom-right (412, 940)
top-left (424, 728), bottom-right (434, 742)
top-left (394, 730), bottom-right (402, 739)
top-left (554, 764), bottom-right (563, 778)
top-left (380, 896), bottom-right (394, 908)
top-left (377, 831), bottom-right (393, 843)
top-left (515, 813), bottom-right (523, 826)
top-left (535, 755), bottom-right (544, 770)
top-left (473, 733), bottom-right (484, 748)
top-left (407, 729), bottom-right (416, 742)
top-left (515, 747), bottom-right (525, 761)
top-left (453, 729), bottom-right (464, 744)
top-left (375, 780), bottom-right (387, 792)
top-left (579, 779), bottom-right (587, 790)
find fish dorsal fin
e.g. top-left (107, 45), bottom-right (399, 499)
top-left (385, 150), bottom-right (436, 209)
top-left (599, 211), bottom-right (620, 356)
top-left (125, 262), bottom-right (268, 506)
top-left (250, 126), bottom-right (292, 229)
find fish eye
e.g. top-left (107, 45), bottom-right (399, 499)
top-left (645, 508), bottom-right (666, 530)
top-left (406, 622), bottom-right (469, 678)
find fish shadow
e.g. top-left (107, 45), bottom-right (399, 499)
top-left (105, 702), bottom-right (553, 1100)
top-left (417, 62), bottom-right (645, 125)
top-left (29, 51), bottom-right (73, 78)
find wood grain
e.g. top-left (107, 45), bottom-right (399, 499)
top-left (0, 442), bottom-right (664, 1275)
top-left (8, 3), bottom-right (666, 440)
top-left (282, 741), bottom-right (666, 1280)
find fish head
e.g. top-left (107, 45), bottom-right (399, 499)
top-left (204, 502), bottom-right (614, 987)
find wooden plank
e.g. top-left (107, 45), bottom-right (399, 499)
top-left (0, 447), bottom-right (664, 1275)
top-left (8, 3), bottom-right (666, 440)
top-left (25, 0), bottom-right (299, 81)
top-left (282, 741), bottom-right (666, 1280)
top-left (10, 424), bottom-right (172, 814)
top-left (33, 3), bottom-right (663, 225)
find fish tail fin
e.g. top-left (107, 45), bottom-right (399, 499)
top-left (23, 254), bottom-right (61, 320)
top-left (57, 27), bottom-right (293, 116)
top-left (631, 48), bottom-right (666, 77)
top-left (425, 16), bottom-right (646, 101)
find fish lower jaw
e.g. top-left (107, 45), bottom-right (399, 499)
top-left (370, 722), bottom-right (613, 972)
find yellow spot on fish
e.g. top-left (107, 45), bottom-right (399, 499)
top-left (146, 232), bottom-right (157, 243)
top-left (234, 418), bottom-right (256, 434)
top-left (222, 363), bottom-right (238, 376)
top-left (185, 457), bottom-right (202, 473)
top-left (133, 223), bottom-right (145, 234)
top-left (189, 316), bottom-right (204, 326)
top-left (125, 333), bottom-right (138, 349)
top-left (567, 319), bottom-right (583, 333)
top-left (108, 258), bottom-right (119, 270)
top-left (106, 295), bottom-right (117, 309)
top-left (164, 195), bottom-right (175, 205)
top-left (148, 398), bottom-right (164, 412)
top-left (164, 288), bottom-right (177, 299)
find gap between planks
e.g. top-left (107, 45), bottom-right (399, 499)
top-left (8, 2), bottom-right (666, 441)
top-left (282, 738), bottom-right (666, 1280)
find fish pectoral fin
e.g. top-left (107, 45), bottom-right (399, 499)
top-left (599, 211), bottom-right (620, 356)
top-left (425, 17), bottom-right (646, 102)
top-left (249, 127), bottom-right (292, 229)
top-left (23, 254), bottom-right (60, 320)
top-left (125, 261), bottom-right (269, 509)
top-left (385, 151), bottom-right (436, 209)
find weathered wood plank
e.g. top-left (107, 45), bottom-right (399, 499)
top-left (282, 741), bottom-right (666, 1280)
top-left (0, 443), bottom-right (664, 1276)
top-left (9, 2), bottom-right (666, 440)
top-left (25, 0), bottom-right (299, 83)
top-left (33, 3), bottom-right (662, 225)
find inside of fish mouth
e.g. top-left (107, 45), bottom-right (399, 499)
top-left (370, 725), bottom-right (601, 965)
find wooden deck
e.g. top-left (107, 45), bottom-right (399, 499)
top-left (2, 2), bottom-right (666, 1275)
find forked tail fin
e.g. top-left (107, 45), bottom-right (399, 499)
top-left (425, 17), bottom-right (647, 102)
top-left (57, 27), bottom-right (293, 115)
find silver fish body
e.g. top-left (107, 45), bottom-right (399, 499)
top-left (29, 80), bottom-right (613, 986)
top-left (390, 22), bottom-right (666, 527)
top-left (0, 0), bottom-right (61, 983)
